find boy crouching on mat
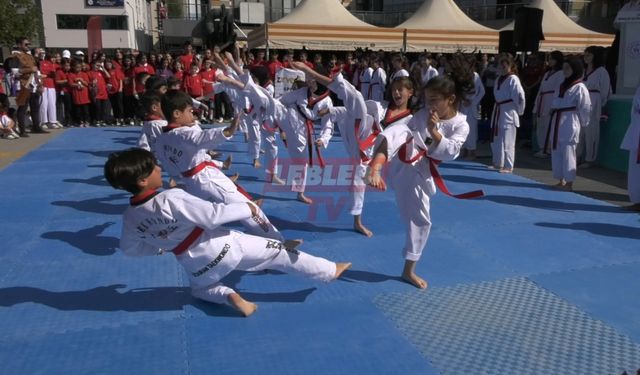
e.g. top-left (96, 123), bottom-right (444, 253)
top-left (104, 148), bottom-right (351, 317)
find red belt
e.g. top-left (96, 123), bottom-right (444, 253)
top-left (397, 139), bottom-right (484, 199)
top-left (536, 90), bottom-right (554, 115)
top-left (549, 106), bottom-right (577, 150)
top-left (491, 99), bottom-right (513, 142)
top-left (172, 227), bottom-right (204, 256)
top-left (181, 161), bottom-right (254, 200)
top-left (243, 104), bottom-right (254, 114)
top-left (354, 118), bottom-right (380, 162)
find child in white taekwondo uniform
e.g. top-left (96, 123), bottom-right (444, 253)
top-left (290, 62), bottom-right (408, 237)
top-left (358, 58), bottom-right (373, 100)
top-left (580, 46), bottom-right (611, 168)
top-left (366, 76), bottom-right (414, 134)
top-left (277, 69), bottom-right (334, 204)
top-left (365, 56), bottom-right (483, 289)
top-left (461, 70), bottom-right (485, 159)
top-left (621, 85), bottom-right (640, 211)
top-left (368, 56), bottom-right (387, 103)
top-left (137, 94), bottom-right (167, 154)
top-left (154, 90), bottom-right (285, 242)
top-left (489, 53), bottom-right (526, 173)
top-left (105, 148), bottom-right (351, 317)
top-left (532, 51), bottom-right (565, 157)
top-left (547, 56), bottom-right (591, 192)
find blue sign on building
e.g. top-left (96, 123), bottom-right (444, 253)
top-left (85, 0), bottom-right (125, 7)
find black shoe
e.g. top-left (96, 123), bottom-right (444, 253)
top-left (19, 131), bottom-right (30, 138)
top-left (32, 128), bottom-right (50, 134)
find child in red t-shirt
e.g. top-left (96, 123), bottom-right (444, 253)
top-left (105, 59), bottom-right (125, 126)
top-left (200, 59), bottom-right (217, 122)
top-left (88, 60), bottom-right (111, 126)
top-left (67, 60), bottom-right (91, 127)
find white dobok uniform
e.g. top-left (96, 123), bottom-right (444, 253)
top-left (278, 87), bottom-right (333, 193)
top-left (390, 69), bottom-right (410, 82)
top-left (120, 188), bottom-right (336, 305)
top-left (580, 66), bottom-right (611, 162)
top-left (421, 66), bottom-right (439, 86)
top-left (621, 86), bottom-right (640, 204)
top-left (532, 70), bottom-right (564, 153)
top-left (378, 109), bottom-right (469, 261)
top-left (490, 74), bottom-right (526, 169)
top-left (461, 72), bottom-right (486, 151)
top-left (368, 67), bottom-right (387, 103)
top-left (359, 67), bottom-right (373, 100)
top-left (155, 124), bottom-right (283, 241)
top-left (137, 117), bottom-right (168, 155)
top-left (548, 81), bottom-right (591, 182)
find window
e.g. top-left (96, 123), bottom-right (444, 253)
top-left (56, 15), bottom-right (128, 30)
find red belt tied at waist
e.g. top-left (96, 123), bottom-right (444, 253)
top-left (397, 139), bottom-right (484, 199)
top-left (354, 118), bottom-right (381, 162)
top-left (491, 99), bottom-right (513, 142)
top-left (181, 161), bottom-right (254, 200)
top-left (172, 227), bottom-right (204, 256)
top-left (549, 106), bottom-right (577, 150)
top-left (296, 106), bottom-right (326, 168)
top-left (536, 90), bottom-right (554, 115)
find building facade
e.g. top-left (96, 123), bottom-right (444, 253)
top-left (40, 0), bottom-right (158, 52)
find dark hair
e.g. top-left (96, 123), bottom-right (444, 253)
top-left (161, 89), bottom-right (193, 121)
top-left (497, 52), bottom-right (518, 75)
top-left (584, 45), bottom-right (605, 68)
top-left (104, 148), bottom-right (156, 194)
top-left (144, 75), bottom-right (168, 94)
top-left (0, 93), bottom-right (9, 111)
top-left (424, 52), bottom-right (475, 109)
top-left (250, 65), bottom-right (270, 86)
top-left (312, 65), bottom-right (329, 95)
top-left (166, 76), bottom-right (181, 88)
top-left (138, 94), bottom-right (162, 118)
top-left (549, 50), bottom-right (564, 71)
top-left (15, 36), bottom-right (28, 45)
top-left (561, 55), bottom-right (584, 89)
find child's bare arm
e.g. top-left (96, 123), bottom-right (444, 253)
top-left (223, 115), bottom-right (240, 137)
top-left (290, 61), bottom-right (332, 87)
top-left (224, 51), bottom-right (244, 77)
top-left (217, 74), bottom-right (245, 91)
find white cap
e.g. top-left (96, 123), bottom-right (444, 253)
top-left (62, 50), bottom-right (71, 59)
top-left (75, 50), bottom-right (85, 56)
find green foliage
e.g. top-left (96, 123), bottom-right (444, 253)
top-left (0, 0), bottom-right (42, 47)
top-left (166, 0), bottom-right (184, 19)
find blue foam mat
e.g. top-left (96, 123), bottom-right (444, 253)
top-left (0, 127), bottom-right (639, 374)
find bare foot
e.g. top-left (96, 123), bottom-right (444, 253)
top-left (283, 239), bottom-right (303, 249)
top-left (499, 168), bottom-right (513, 174)
top-left (353, 216), bottom-right (373, 237)
top-left (207, 150), bottom-right (221, 159)
top-left (487, 165), bottom-right (498, 170)
top-left (229, 173), bottom-right (240, 182)
top-left (297, 193), bottom-right (313, 204)
top-left (402, 271), bottom-right (428, 289)
top-left (168, 178), bottom-right (178, 188)
top-left (252, 198), bottom-right (264, 207)
top-left (227, 293), bottom-right (257, 317)
top-left (253, 159), bottom-right (261, 169)
top-left (334, 262), bottom-right (352, 279)
top-left (557, 183), bottom-right (573, 192)
top-left (268, 174), bottom-right (286, 185)
top-left (222, 155), bottom-right (232, 170)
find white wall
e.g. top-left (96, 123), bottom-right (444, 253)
top-left (41, 0), bottom-right (153, 51)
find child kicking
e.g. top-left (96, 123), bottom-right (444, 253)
top-left (105, 148), bottom-right (351, 317)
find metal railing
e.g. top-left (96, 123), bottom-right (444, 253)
top-left (165, 0), bottom-right (209, 21)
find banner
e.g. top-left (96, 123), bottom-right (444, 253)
top-left (85, 0), bottom-right (124, 7)
top-left (274, 68), bottom-right (305, 98)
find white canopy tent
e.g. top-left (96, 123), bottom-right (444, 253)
top-left (247, 0), bottom-right (403, 51)
top-left (396, 0), bottom-right (500, 53)
top-left (501, 0), bottom-right (614, 52)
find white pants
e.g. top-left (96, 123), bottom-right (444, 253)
top-left (191, 233), bottom-right (336, 305)
top-left (246, 117), bottom-right (261, 160)
top-left (536, 114), bottom-right (552, 153)
top-left (491, 126), bottom-right (517, 169)
top-left (40, 87), bottom-right (57, 124)
top-left (551, 144), bottom-right (577, 182)
top-left (186, 178), bottom-right (283, 242)
top-left (262, 128), bottom-right (279, 176)
top-left (462, 107), bottom-right (478, 151)
top-left (579, 112), bottom-right (600, 162)
top-left (394, 185), bottom-right (432, 262)
top-left (628, 152), bottom-right (640, 204)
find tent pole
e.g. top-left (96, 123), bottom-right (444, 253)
top-left (265, 23), bottom-right (270, 60)
top-left (402, 29), bottom-right (407, 56)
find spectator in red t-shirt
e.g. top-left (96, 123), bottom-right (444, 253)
top-left (200, 59), bottom-right (217, 122)
top-left (178, 41), bottom-right (195, 73)
top-left (133, 54), bottom-right (156, 95)
top-left (266, 51), bottom-right (283, 81)
top-left (105, 58), bottom-right (125, 126)
top-left (88, 59), bottom-right (111, 126)
top-left (39, 53), bottom-right (62, 129)
top-left (67, 60), bottom-right (91, 127)
top-left (122, 56), bottom-right (138, 125)
top-left (183, 62), bottom-right (204, 100)
top-left (298, 51), bottom-right (315, 69)
top-left (55, 60), bottom-right (72, 126)
top-left (173, 60), bottom-right (185, 82)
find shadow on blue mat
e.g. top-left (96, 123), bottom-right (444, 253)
top-left (0, 284), bottom-right (317, 317)
top-left (111, 137), bottom-right (139, 146)
top-left (443, 174), bottom-right (549, 190)
top-left (341, 270), bottom-right (404, 284)
top-left (268, 215), bottom-right (350, 233)
top-left (484, 194), bottom-right (626, 213)
top-left (103, 129), bottom-right (140, 134)
top-left (439, 163), bottom-right (495, 172)
top-left (51, 194), bottom-right (128, 215)
top-left (41, 222), bottom-right (118, 256)
top-left (536, 222), bottom-right (640, 240)
top-left (63, 175), bottom-right (108, 187)
top-left (76, 149), bottom-right (124, 158)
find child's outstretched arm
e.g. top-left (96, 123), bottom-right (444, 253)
top-left (223, 115), bottom-right (240, 137)
top-left (224, 51), bottom-right (244, 77)
top-left (365, 139), bottom-right (388, 191)
top-left (290, 61), bottom-right (332, 87)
